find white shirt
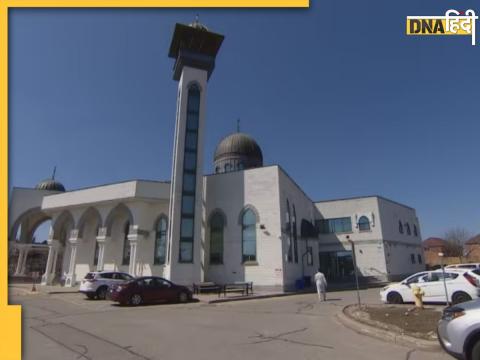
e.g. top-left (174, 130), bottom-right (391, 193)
top-left (314, 272), bottom-right (327, 287)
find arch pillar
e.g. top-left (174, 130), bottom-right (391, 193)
top-left (14, 245), bottom-right (26, 276)
top-left (41, 239), bottom-right (60, 285)
top-left (95, 227), bottom-right (109, 271)
top-left (127, 225), bottom-right (147, 276)
top-left (64, 230), bottom-right (81, 287)
top-left (19, 246), bottom-right (31, 275)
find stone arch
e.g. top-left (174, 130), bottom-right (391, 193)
top-left (77, 207), bottom-right (102, 238)
top-left (9, 207), bottom-right (51, 243)
top-left (52, 210), bottom-right (75, 243)
top-left (208, 208), bottom-right (227, 228)
top-left (238, 204), bottom-right (260, 225)
top-left (104, 203), bottom-right (134, 237)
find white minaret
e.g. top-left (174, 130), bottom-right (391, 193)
top-left (164, 20), bottom-right (224, 284)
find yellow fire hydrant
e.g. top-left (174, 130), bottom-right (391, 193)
top-left (412, 285), bottom-right (424, 309)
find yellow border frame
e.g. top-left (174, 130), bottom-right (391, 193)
top-left (1, 1), bottom-right (308, 359)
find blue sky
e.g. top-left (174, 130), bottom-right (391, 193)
top-left (9, 1), bottom-right (480, 240)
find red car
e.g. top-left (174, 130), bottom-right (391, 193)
top-left (108, 276), bottom-right (192, 306)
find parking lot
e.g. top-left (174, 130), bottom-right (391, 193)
top-left (10, 287), bottom-right (453, 360)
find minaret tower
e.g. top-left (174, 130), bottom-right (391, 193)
top-left (164, 19), bottom-right (224, 284)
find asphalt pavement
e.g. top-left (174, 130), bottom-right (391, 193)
top-left (10, 287), bottom-right (454, 360)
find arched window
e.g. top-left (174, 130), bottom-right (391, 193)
top-left (215, 166), bottom-right (220, 174)
top-left (406, 223), bottom-right (411, 235)
top-left (286, 200), bottom-right (292, 263)
top-left (292, 205), bottom-right (298, 263)
top-left (210, 213), bottom-right (224, 264)
top-left (399, 220), bottom-right (404, 234)
top-left (122, 221), bottom-right (130, 265)
top-left (242, 209), bottom-right (257, 262)
top-left (154, 217), bottom-right (168, 265)
top-left (358, 216), bottom-right (370, 231)
top-left (413, 225), bottom-right (418, 237)
top-left (224, 163), bottom-right (232, 172)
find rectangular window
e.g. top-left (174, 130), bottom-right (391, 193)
top-left (183, 173), bottom-right (196, 193)
top-left (417, 254), bottom-right (422, 264)
top-left (184, 151), bottom-right (197, 171)
top-left (181, 195), bottom-right (195, 215)
top-left (185, 131), bottom-right (197, 150)
top-left (180, 240), bottom-right (193, 263)
top-left (410, 253), bottom-right (416, 264)
top-left (242, 225), bottom-right (256, 262)
top-left (316, 217), bottom-right (352, 234)
top-left (180, 218), bottom-right (194, 238)
top-left (186, 113), bottom-right (199, 130)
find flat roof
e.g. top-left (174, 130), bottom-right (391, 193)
top-left (315, 195), bottom-right (414, 210)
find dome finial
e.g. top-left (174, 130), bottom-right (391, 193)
top-left (51, 165), bottom-right (57, 180)
top-left (236, 118), bottom-right (240, 133)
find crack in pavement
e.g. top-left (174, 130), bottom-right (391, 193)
top-left (247, 327), bottom-right (334, 349)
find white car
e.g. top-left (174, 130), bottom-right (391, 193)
top-left (79, 271), bottom-right (134, 300)
top-left (438, 298), bottom-right (480, 359)
top-left (380, 270), bottom-right (480, 305)
top-left (446, 263), bottom-right (480, 270)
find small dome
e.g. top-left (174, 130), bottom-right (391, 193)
top-left (214, 132), bottom-right (263, 173)
top-left (35, 179), bottom-right (65, 192)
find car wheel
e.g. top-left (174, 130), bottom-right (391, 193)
top-left (178, 291), bottom-right (189, 303)
top-left (452, 291), bottom-right (472, 305)
top-left (86, 293), bottom-right (95, 300)
top-left (130, 293), bottom-right (143, 306)
top-left (96, 286), bottom-right (108, 300)
top-left (387, 292), bottom-right (403, 304)
top-left (470, 339), bottom-right (480, 360)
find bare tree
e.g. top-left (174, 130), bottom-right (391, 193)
top-left (443, 227), bottom-right (472, 257)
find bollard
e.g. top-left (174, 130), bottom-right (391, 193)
top-left (412, 285), bottom-right (424, 309)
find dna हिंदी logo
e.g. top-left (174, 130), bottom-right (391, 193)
top-left (406, 9), bottom-right (478, 46)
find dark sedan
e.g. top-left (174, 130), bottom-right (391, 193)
top-left (108, 276), bottom-right (192, 306)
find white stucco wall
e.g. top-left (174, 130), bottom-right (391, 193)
top-left (204, 166), bottom-right (284, 288)
top-left (277, 168), bottom-right (320, 289)
top-left (377, 197), bottom-right (424, 279)
top-left (314, 197), bottom-right (388, 280)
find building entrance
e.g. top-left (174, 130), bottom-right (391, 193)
top-left (318, 251), bottom-right (354, 282)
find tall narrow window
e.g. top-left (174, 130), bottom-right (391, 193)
top-left (286, 200), bottom-right (292, 262)
top-left (414, 224), bottom-right (418, 237)
top-left (122, 221), bottom-right (130, 265)
top-left (179, 84), bottom-right (200, 263)
top-left (406, 223), bottom-right (411, 235)
top-left (399, 220), bottom-right (404, 234)
top-left (358, 216), bottom-right (370, 231)
top-left (154, 217), bottom-right (168, 265)
top-left (242, 209), bottom-right (257, 262)
top-left (292, 205), bottom-right (298, 263)
top-left (210, 213), bottom-right (224, 264)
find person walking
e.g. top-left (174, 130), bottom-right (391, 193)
top-left (315, 269), bottom-right (327, 302)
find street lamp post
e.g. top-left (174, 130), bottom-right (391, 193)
top-left (347, 235), bottom-right (361, 308)
top-left (439, 252), bottom-right (450, 306)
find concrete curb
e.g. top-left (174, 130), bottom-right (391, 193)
top-left (207, 291), bottom-right (310, 304)
top-left (335, 305), bottom-right (440, 351)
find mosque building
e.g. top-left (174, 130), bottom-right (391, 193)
top-left (8, 20), bottom-right (425, 290)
